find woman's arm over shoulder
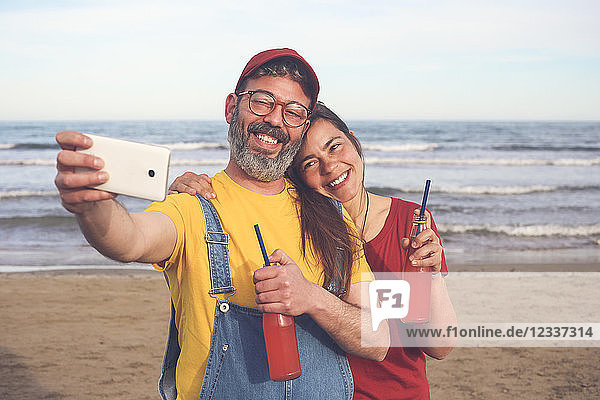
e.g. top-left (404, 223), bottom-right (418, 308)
top-left (168, 172), bottom-right (216, 199)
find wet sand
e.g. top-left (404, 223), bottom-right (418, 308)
top-left (1, 265), bottom-right (599, 399)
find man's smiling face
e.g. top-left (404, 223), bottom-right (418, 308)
top-left (227, 75), bottom-right (311, 182)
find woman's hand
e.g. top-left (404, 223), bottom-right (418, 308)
top-left (401, 209), bottom-right (444, 273)
top-left (168, 172), bottom-right (216, 199)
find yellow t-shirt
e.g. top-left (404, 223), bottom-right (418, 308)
top-left (145, 171), bottom-right (371, 400)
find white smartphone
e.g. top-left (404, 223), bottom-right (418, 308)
top-left (75, 133), bottom-right (171, 202)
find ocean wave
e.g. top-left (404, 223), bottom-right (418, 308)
top-left (492, 144), bottom-right (600, 152)
top-left (0, 143), bottom-right (57, 150)
top-left (370, 184), bottom-right (598, 196)
top-left (164, 142), bottom-right (228, 150)
top-left (0, 265), bottom-right (154, 273)
top-left (5, 156), bottom-right (598, 168)
top-left (165, 142), bottom-right (441, 152)
top-left (0, 158), bottom-right (229, 167)
top-left (0, 190), bottom-right (58, 200)
top-left (435, 185), bottom-right (559, 195)
top-left (0, 159), bottom-right (56, 166)
top-left (0, 215), bottom-right (74, 228)
top-left (5, 142), bottom-right (597, 154)
top-left (0, 141), bottom-right (228, 152)
top-left (2, 185), bottom-right (593, 201)
top-left (365, 157), bottom-right (600, 167)
top-left (170, 159), bottom-right (229, 166)
top-left (362, 143), bottom-right (438, 152)
top-left (438, 223), bottom-right (600, 238)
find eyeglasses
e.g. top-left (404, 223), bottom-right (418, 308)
top-left (236, 90), bottom-right (311, 128)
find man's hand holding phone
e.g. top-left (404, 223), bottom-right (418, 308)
top-left (55, 131), bottom-right (117, 214)
top-left (55, 131), bottom-right (171, 214)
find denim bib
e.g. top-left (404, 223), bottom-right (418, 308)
top-left (159, 195), bottom-right (353, 400)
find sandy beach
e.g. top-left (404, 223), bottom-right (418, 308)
top-left (1, 264), bottom-right (599, 400)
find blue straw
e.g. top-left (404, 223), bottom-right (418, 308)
top-left (418, 180), bottom-right (431, 218)
top-left (254, 224), bottom-right (270, 266)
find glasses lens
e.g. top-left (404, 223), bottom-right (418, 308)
top-left (247, 91), bottom-right (308, 127)
top-left (248, 92), bottom-right (275, 116)
top-left (283, 104), bottom-right (309, 127)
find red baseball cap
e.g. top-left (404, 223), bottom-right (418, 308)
top-left (235, 48), bottom-right (320, 110)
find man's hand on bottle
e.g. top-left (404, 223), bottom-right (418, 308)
top-left (253, 249), bottom-right (318, 316)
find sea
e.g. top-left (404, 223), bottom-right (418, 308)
top-left (1, 120), bottom-right (599, 272)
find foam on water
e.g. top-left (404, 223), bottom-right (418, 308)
top-left (372, 184), bottom-right (597, 195)
top-left (0, 264), bottom-right (154, 273)
top-left (171, 159), bottom-right (229, 166)
top-left (4, 157), bottom-right (598, 168)
top-left (0, 159), bottom-right (56, 166)
top-left (435, 185), bottom-right (560, 195)
top-left (164, 142), bottom-right (228, 150)
top-left (165, 142), bottom-right (440, 152)
top-left (438, 223), bottom-right (600, 237)
top-left (362, 143), bottom-right (438, 152)
top-left (365, 157), bottom-right (600, 167)
top-left (0, 190), bottom-right (58, 199)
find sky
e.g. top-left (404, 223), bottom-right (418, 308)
top-left (1, 0), bottom-right (599, 121)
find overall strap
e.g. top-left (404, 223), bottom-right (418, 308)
top-left (158, 195), bottom-right (235, 399)
top-left (332, 198), bottom-right (343, 214)
top-left (195, 194), bottom-right (236, 295)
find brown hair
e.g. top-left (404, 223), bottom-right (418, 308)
top-left (286, 102), bottom-right (364, 297)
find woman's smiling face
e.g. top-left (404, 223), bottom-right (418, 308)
top-left (295, 119), bottom-right (364, 203)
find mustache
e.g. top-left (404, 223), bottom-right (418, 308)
top-left (247, 121), bottom-right (289, 145)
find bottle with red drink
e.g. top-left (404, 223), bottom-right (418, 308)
top-left (262, 312), bottom-right (302, 380)
top-left (254, 224), bottom-right (302, 381)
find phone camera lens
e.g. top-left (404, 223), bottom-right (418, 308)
top-left (148, 169), bottom-right (155, 177)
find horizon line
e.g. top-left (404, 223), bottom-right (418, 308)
top-left (1, 118), bottom-right (599, 123)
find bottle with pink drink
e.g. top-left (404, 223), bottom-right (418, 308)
top-left (402, 180), bottom-right (433, 324)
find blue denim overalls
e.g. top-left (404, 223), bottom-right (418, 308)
top-left (159, 195), bottom-right (353, 400)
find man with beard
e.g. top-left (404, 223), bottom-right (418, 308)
top-left (54, 49), bottom-right (387, 400)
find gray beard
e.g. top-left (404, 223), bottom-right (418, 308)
top-left (228, 107), bottom-right (303, 182)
